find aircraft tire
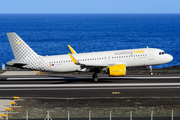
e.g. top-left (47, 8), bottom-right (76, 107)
top-left (92, 73), bottom-right (98, 82)
top-left (93, 77), bottom-right (98, 82)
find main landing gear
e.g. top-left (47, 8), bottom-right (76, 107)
top-left (92, 69), bottom-right (100, 82)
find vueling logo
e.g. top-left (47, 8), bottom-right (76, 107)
top-left (132, 50), bottom-right (144, 54)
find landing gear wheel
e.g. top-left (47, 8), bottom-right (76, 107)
top-left (92, 68), bottom-right (100, 82)
top-left (92, 73), bottom-right (98, 82)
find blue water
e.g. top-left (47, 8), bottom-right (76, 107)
top-left (0, 14), bottom-right (180, 68)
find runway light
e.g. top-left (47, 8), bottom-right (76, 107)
top-left (177, 86), bottom-right (179, 89)
top-left (10, 102), bottom-right (16, 107)
top-left (13, 96), bottom-right (19, 100)
top-left (5, 108), bottom-right (12, 113)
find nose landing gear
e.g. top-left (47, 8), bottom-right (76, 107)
top-left (149, 66), bottom-right (153, 76)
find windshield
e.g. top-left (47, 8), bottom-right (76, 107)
top-left (159, 52), bottom-right (166, 55)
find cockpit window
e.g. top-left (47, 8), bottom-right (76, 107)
top-left (159, 52), bottom-right (165, 55)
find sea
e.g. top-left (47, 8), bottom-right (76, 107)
top-left (0, 14), bottom-right (180, 69)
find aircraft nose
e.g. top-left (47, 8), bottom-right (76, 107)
top-left (168, 54), bottom-right (173, 62)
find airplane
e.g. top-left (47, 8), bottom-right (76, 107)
top-left (6, 32), bottom-right (173, 81)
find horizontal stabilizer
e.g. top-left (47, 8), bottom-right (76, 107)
top-left (6, 60), bottom-right (28, 68)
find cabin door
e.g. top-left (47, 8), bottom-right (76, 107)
top-left (149, 50), bottom-right (154, 60)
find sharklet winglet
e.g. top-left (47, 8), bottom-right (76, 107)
top-left (68, 53), bottom-right (80, 65)
top-left (68, 45), bottom-right (77, 54)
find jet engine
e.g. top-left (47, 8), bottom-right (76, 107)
top-left (107, 64), bottom-right (126, 76)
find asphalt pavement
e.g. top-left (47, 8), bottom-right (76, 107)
top-left (0, 73), bottom-right (180, 98)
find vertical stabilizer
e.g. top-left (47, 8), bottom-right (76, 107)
top-left (7, 32), bottom-right (39, 61)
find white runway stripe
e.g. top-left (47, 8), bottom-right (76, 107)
top-left (0, 83), bottom-right (180, 88)
top-left (0, 86), bottom-right (178, 91)
top-left (6, 76), bottom-right (180, 80)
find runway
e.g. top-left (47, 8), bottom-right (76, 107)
top-left (0, 74), bottom-right (180, 98)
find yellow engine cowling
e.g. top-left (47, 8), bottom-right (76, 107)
top-left (108, 64), bottom-right (126, 76)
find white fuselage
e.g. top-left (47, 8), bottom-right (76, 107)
top-left (33, 48), bottom-right (173, 72)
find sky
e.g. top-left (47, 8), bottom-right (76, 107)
top-left (0, 0), bottom-right (180, 14)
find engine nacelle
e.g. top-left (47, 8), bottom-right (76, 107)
top-left (108, 64), bottom-right (126, 76)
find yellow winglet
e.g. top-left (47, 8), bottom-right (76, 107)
top-left (68, 45), bottom-right (77, 54)
top-left (68, 53), bottom-right (79, 64)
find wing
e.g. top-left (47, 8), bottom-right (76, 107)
top-left (68, 53), bottom-right (126, 71)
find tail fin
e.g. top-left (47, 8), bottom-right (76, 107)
top-left (7, 32), bottom-right (39, 61)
